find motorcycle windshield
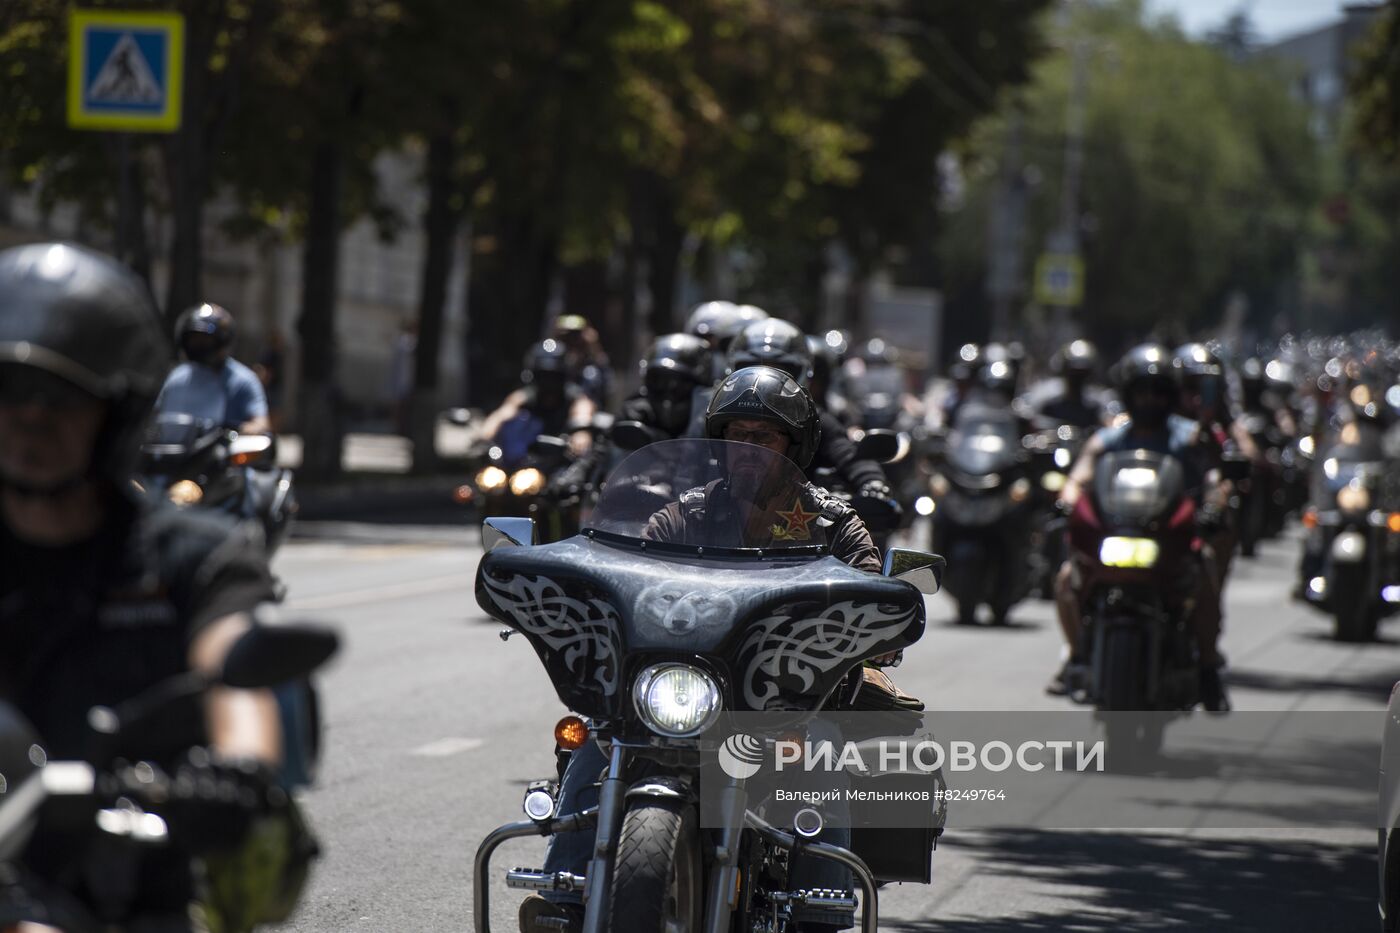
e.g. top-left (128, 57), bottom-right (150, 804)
top-left (1093, 450), bottom-right (1184, 524)
top-left (144, 413), bottom-right (218, 454)
top-left (585, 439), bottom-right (828, 553)
top-left (946, 416), bottom-right (1020, 478)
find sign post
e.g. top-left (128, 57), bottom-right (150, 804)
top-left (67, 10), bottom-right (184, 265)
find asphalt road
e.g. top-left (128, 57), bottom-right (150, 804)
top-left (269, 524), bottom-right (1395, 932)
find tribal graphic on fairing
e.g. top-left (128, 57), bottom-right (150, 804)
top-left (736, 600), bottom-right (919, 709)
top-left (480, 569), bottom-right (623, 697)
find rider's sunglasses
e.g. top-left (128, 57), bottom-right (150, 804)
top-left (724, 425), bottom-right (787, 447)
top-left (0, 365), bottom-right (98, 411)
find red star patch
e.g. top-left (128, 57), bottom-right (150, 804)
top-left (773, 499), bottom-right (818, 541)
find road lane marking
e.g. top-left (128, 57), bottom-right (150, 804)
top-left (286, 573), bottom-right (469, 610)
top-left (411, 737), bottom-right (485, 757)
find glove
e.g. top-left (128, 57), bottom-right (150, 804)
top-left (166, 750), bottom-right (286, 855)
top-left (855, 480), bottom-right (903, 530)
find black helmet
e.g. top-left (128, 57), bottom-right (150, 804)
top-left (175, 302), bottom-right (236, 366)
top-left (686, 301), bottom-right (741, 340)
top-left (1173, 342), bottom-right (1224, 379)
top-left (978, 358), bottom-right (1018, 397)
top-left (1115, 343), bottom-right (1177, 427)
top-left (950, 342), bottom-right (982, 382)
top-left (859, 338), bottom-right (899, 366)
top-left (0, 242), bottom-right (171, 489)
top-left (640, 334), bottom-right (710, 434)
top-left (728, 319), bottom-right (813, 384)
top-left (1053, 339), bottom-right (1099, 376)
top-left (521, 339), bottom-right (569, 384)
top-left (640, 333), bottom-right (710, 387)
top-left (705, 365), bottom-right (821, 469)
top-left (806, 333), bottom-right (836, 390)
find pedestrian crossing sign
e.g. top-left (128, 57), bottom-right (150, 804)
top-left (67, 10), bottom-right (184, 132)
top-left (1033, 252), bottom-right (1085, 307)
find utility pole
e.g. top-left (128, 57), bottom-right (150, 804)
top-left (986, 107), bottom-right (1028, 343)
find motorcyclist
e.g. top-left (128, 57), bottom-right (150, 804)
top-left (546, 333), bottom-right (711, 498)
top-left (934, 342), bottom-right (983, 429)
top-left (0, 243), bottom-right (305, 930)
top-left (1034, 340), bottom-right (1108, 430)
top-left (478, 340), bottom-right (597, 465)
top-left (156, 303), bottom-right (271, 436)
top-left (728, 321), bottom-right (900, 529)
top-left (806, 333), bottom-right (854, 426)
top-left (519, 366), bottom-right (884, 933)
top-left (1047, 343), bottom-right (1231, 712)
top-left (685, 300), bottom-right (769, 380)
top-left (551, 313), bottom-right (612, 407)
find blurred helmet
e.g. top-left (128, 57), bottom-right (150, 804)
top-left (950, 342), bottom-right (982, 382)
top-left (728, 319), bottom-right (813, 384)
top-left (806, 334), bottom-right (836, 390)
top-left (686, 301), bottom-right (741, 341)
top-left (1263, 358), bottom-right (1296, 395)
top-left (1173, 342), bottom-right (1224, 379)
top-left (553, 313), bottom-right (590, 335)
top-left (822, 329), bottom-right (851, 362)
top-left (639, 334), bottom-right (709, 436)
top-left (176, 302), bottom-right (235, 366)
top-left (705, 365), bottom-right (820, 468)
top-left (978, 358), bottom-right (1018, 397)
top-left (0, 242), bottom-right (171, 490)
top-left (521, 339), bottom-right (569, 384)
top-left (1115, 343), bottom-right (1178, 428)
top-left (1052, 339), bottom-right (1099, 376)
top-left (859, 338), bottom-right (899, 367)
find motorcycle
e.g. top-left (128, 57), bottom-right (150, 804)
top-left (1297, 429), bottom-right (1400, 642)
top-left (1023, 425), bottom-right (1086, 599)
top-left (140, 413), bottom-right (297, 557)
top-left (928, 409), bottom-right (1036, 625)
top-left (1234, 410), bottom-right (1293, 557)
top-left (0, 623), bottom-right (339, 931)
top-left (471, 438), bottom-right (944, 933)
top-left (1065, 450), bottom-right (1246, 754)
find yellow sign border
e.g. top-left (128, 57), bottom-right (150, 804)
top-left (67, 10), bottom-right (184, 132)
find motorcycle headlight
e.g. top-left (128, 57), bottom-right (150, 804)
top-left (1337, 483), bottom-right (1370, 513)
top-left (1040, 471), bottom-right (1067, 493)
top-left (1099, 536), bottom-right (1160, 569)
top-left (1009, 477), bottom-right (1032, 503)
top-left (475, 466), bottom-right (508, 491)
top-left (633, 664), bottom-right (722, 737)
top-left (167, 480), bottom-right (204, 506)
top-left (510, 467), bottom-right (546, 497)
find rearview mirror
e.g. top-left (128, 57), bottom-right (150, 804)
top-left (854, 429), bottom-right (908, 464)
top-left (229, 434), bottom-right (274, 466)
top-left (881, 548), bottom-right (946, 595)
top-left (483, 516), bottom-right (537, 551)
top-left (221, 623), bottom-right (340, 689)
top-left (612, 420), bottom-right (666, 451)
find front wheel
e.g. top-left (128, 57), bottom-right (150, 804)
top-left (608, 799), bottom-right (703, 933)
top-left (1332, 569), bottom-right (1378, 643)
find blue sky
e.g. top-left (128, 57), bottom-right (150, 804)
top-left (1146, 0), bottom-right (1344, 41)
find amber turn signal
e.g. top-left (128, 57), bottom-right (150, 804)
top-left (453, 484), bottom-right (474, 505)
top-left (1388, 513), bottom-right (1400, 534)
top-left (1302, 508), bottom-right (1318, 529)
top-left (554, 715), bottom-right (589, 750)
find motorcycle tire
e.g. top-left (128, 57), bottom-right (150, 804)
top-left (956, 601), bottom-right (978, 626)
top-left (1100, 629), bottom-right (1163, 759)
top-left (1332, 576), bottom-right (1378, 644)
top-left (608, 798), bottom-right (703, 933)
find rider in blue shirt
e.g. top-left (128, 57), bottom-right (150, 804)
top-left (157, 303), bottom-right (271, 436)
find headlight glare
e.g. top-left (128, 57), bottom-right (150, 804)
top-left (510, 467), bottom-right (546, 496)
top-left (1099, 536), bottom-right (1160, 569)
top-left (476, 466), bottom-right (508, 491)
top-left (1337, 483), bottom-right (1370, 512)
top-left (633, 664), bottom-right (721, 737)
top-left (167, 480), bottom-right (204, 506)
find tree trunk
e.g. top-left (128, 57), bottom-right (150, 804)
top-left (465, 209), bottom-right (555, 408)
top-left (409, 133), bottom-right (460, 473)
top-left (646, 186), bottom-right (684, 340)
top-left (296, 139), bottom-right (344, 480)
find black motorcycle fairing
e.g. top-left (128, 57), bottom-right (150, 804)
top-left (476, 538), bottom-right (924, 717)
top-left (945, 417), bottom-right (1021, 480)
